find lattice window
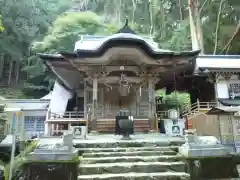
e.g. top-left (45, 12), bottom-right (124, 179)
top-left (229, 84), bottom-right (240, 93)
top-left (229, 84), bottom-right (240, 99)
top-left (24, 116), bottom-right (45, 137)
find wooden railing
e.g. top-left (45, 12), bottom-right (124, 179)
top-left (49, 111), bottom-right (85, 119)
top-left (156, 111), bottom-right (168, 118)
top-left (47, 101), bottom-right (217, 121)
top-left (182, 101), bottom-right (217, 117)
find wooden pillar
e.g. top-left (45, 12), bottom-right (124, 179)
top-left (214, 74), bottom-right (220, 106)
top-left (148, 77), bottom-right (155, 130)
top-left (136, 87), bottom-right (141, 118)
top-left (91, 75), bottom-right (98, 132)
top-left (100, 88), bottom-right (104, 118)
top-left (84, 82), bottom-right (87, 118)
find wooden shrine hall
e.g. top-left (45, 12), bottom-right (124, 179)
top-left (39, 20), bottom-right (200, 134)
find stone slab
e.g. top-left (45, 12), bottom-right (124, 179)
top-left (77, 146), bottom-right (178, 153)
top-left (179, 144), bottom-right (233, 157)
top-left (81, 155), bottom-right (181, 163)
top-left (27, 152), bottom-right (75, 161)
top-left (39, 134), bottom-right (184, 148)
top-left (79, 161), bottom-right (185, 175)
top-left (82, 150), bottom-right (177, 158)
top-left (78, 172), bottom-right (190, 180)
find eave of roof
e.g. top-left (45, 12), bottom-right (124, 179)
top-left (218, 99), bottom-right (240, 106)
top-left (195, 55), bottom-right (240, 74)
top-left (206, 106), bottom-right (239, 115)
top-left (38, 54), bottom-right (83, 91)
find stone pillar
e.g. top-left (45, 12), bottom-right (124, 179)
top-left (13, 112), bottom-right (25, 152)
top-left (148, 78), bottom-right (155, 131)
top-left (44, 122), bottom-right (49, 136)
top-left (91, 75), bottom-right (98, 133)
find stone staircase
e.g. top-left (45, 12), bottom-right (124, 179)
top-left (77, 141), bottom-right (189, 180)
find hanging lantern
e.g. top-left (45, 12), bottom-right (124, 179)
top-left (119, 74), bottom-right (131, 96)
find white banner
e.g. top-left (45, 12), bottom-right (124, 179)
top-left (48, 81), bottom-right (72, 116)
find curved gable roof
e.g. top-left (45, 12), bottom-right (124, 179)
top-left (63, 33), bottom-right (200, 59)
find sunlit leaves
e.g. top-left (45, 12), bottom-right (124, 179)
top-left (34, 11), bottom-right (111, 53)
top-left (0, 15), bottom-right (4, 32)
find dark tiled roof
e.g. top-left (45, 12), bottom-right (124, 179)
top-left (218, 98), bottom-right (240, 106)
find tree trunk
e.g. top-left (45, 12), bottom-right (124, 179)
top-left (179, 0), bottom-right (183, 20)
top-left (0, 54), bottom-right (4, 79)
top-left (15, 60), bottom-right (20, 84)
top-left (213, 0), bottom-right (224, 54)
top-left (188, 0), bottom-right (199, 51)
top-left (221, 23), bottom-right (240, 54)
top-left (8, 59), bottom-right (13, 85)
top-left (195, 0), bottom-right (204, 53)
top-left (188, 0), bottom-right (204, 53)
top-left (131, 0), bottom-right (136, 23)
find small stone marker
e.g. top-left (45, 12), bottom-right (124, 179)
top-left (62, 132), bottom-right (73, 152)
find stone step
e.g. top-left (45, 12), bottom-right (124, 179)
top-left (82, 150), bottom-right (177, 158)
top-left (78, 146), bottom-right (178, 153)
top-left (79, 161), bottom-right (185, 175)
top-left (81, 155), bottom-right (181, 164)
top-left (78, 172), bottom-right (190, 180)
top-left (74, 140), bottom-right (184, 149)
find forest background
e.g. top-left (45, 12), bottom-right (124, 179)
top-left (0, 0), bottom-right (239, 110)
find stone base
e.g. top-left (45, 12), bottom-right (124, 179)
top-left (179, 143), bottom-right (233, 157)
top-left (89, 131), bottom-right (98, 135)
top-left (27, 143), bottom-right (78, 161)
top-left (121, 135), bottom-right (131, 140)
top-left (148, 130), bottom-right (158, 134)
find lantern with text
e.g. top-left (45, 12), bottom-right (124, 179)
top-left (168, 109), bottom-right (179, 120)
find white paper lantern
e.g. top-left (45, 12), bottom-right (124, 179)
top-left (168, 109), bottom-right (179, 120)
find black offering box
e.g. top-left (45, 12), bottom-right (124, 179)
top-left (115, 110), bottom-right (134, 135)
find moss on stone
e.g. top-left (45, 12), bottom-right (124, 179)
top-left (23, 155), bottom-right (80, 164)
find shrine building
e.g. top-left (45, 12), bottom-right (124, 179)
top-left (39, 20), bottom-right (240, 135)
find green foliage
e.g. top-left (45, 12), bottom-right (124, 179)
top-left (23, 12), bottom-right (117, 96)
top-left (0, 15), bottom-right (4, 32)
top-left (33, 11), bottom-right (110, 53)
top-left (1, 0), bottom-right (240, 103)
top-left (156, 89), bottom-right (190, 112)
top-left (0, 88), bottom-right (28, 99)
top-left (4, 140), bottom-right (39, 180)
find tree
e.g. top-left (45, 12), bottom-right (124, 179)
top-left (0, 0), bottom-right (71, 87)
top-left (1, 0), bottom-right (240, 100)
top-left (23, 12), bottom-right (117, 97)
